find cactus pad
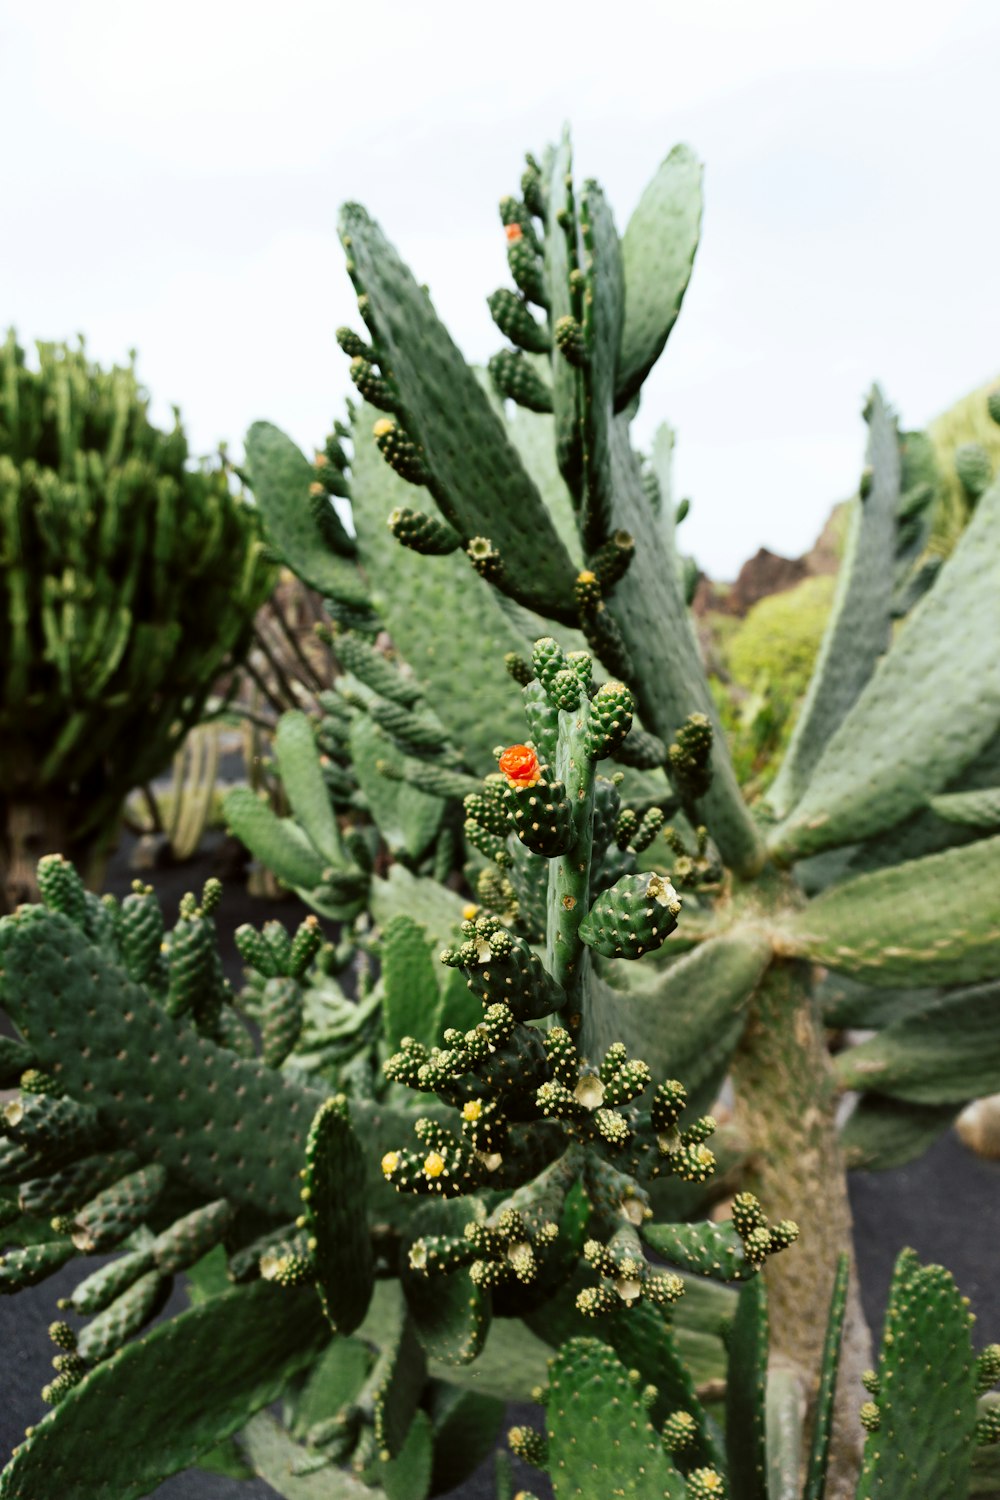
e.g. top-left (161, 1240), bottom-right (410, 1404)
top-left (0, 1280), bottom-right (325, 1500)
top-left (543, 1337), bottom-right (684, 1498)
top-left (301, 1096), bottom-right (375, 1335)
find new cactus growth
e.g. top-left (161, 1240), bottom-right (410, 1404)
top-left (0, 334), bottom-right (275, 910)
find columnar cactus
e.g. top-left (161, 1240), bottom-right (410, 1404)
top-left (0, 332), bottom-right (275, 910)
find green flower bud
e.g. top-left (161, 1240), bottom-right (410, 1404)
top-left (580, 872), bottom-right (681, 960)
top-left (554, 314), bottom-right (587, 367)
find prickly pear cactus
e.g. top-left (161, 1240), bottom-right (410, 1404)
top-left (0, 683), bottom-right (796, 1500)
top-left (0, 333), bottom-right (275, 910)
top-left (229, 127), bottom-right (1000, 1493)
top-left (6, 127), bottom-right (1000, 1500)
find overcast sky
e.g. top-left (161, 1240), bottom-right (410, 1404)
top-left (2, 0), bottom-right (998, 577)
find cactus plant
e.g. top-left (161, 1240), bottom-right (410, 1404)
top-left (2, 659), bottom-right (995, 1497)
top-left (3, 128), bottom-right (1000, 1499)
top-left (227, 127), bottom-right (1000, 1485)
top-left (0, 690), bottom-right (795, 1496)
top-left (11, 703), bottom-right (993, 1500)
top-left (0, 332), bottom-right (275, 910)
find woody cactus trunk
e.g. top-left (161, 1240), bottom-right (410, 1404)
top-left (0, 333), bottom-right (275, 909)
top-left (236, 129), bottom-right (1000, 1485)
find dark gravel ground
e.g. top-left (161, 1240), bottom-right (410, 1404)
top-left (2, 833), bottom-right (997, 1498)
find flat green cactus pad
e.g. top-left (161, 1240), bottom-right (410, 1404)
top-left (603, 414), bottom-right (764, 875)
top-left (768, 385), bottom-right (899, 819)
top-left (401, 1198), bottom-right (492, 1365)
top-left (616, 144), bottom-right (703, 410)
top-left (770, 473), bottom-right (1000, 861)
top-left (784, 833), bottom-right (1000, 988)
top-left (381, 1408), bottom-right (433, 1500)
top-left (860, 1249), bottom-right (977, 1497)
top-left (372, 1312), bottom-right (428, 1461)
top-left (245, 421), bottom-right (367, 601)
top-left (381, 915), bottom-right (445, 1053)
top-left (339, 204), bottom-right (578, 622)
top-left (802, 1252), bottom-right (849, 1500)
top-left (286, 1335), bottom-right (372, 1442)
top-left (427, 1386), bottom-right (505, 1497)
top-left (835, 979), bottom-right (1000, 1104)
top-left (766, 1367), bottom-right (804, 1500)
top-left (928, 784), bottom-right (1000, 830)
top-left (543, 127), bottom-right (579, 487)
top-left (303, 1096), bottom-right (375, 1335)
top-left (840, 1095), bottom-right (957, 1171)
top-left (223, 785), bottom-right (329, 893)
top-left (590, 929), bottom-right (772, 1119)
top-left (347, 711), bottom-right (444, 861)
top-left (610, 1302), bottom-right (723, 1470)
top-left (0, 1281), bottom-right (326, 1500)
top-left (577, 178), bottom-right (623, 553)
top-left (0, 904), bottom-right (418, 1229)
top-left (642, 1219), bottom-right (756, 1282)
top-left (349, 402), bottom-right (528, 769)
top-left (0, 905), bottom-right (325, 1217)
top-left (544, 1337), bottom-right (685, 1498)
top-left (275, 710), bottom-right (347, 868)
top-left (726, 1275), bottom-right (769, 1500)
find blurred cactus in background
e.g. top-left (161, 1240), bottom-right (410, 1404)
top-left (0, 332), bottom-right (275, 909)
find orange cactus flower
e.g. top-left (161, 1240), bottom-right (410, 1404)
top-left (505, 222), bottom-right (523, 243)
top-left (499, 743), bottom-right (541, 787)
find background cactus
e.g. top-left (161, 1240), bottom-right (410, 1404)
top-left (0, 332), bottom-right (275, 910)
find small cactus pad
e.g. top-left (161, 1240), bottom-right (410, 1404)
top-left (301, 1096), bottom-right (375, 1335)
top-left (859, 1248), bottom-right (977, 1496)
top-left (579, 872), bottom-right (681, 959)
top-left (543, 1337), bottom-right (684, 1498)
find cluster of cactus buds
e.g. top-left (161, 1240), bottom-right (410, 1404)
top-left (379, 647), bottom-right (796, 1319)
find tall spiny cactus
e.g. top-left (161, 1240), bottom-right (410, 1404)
top-left (0, 332), bottom-right (274, 910)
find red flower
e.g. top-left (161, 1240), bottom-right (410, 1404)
top-left (499, 743), bottom-right (540, 786)
top-left (505, 223), bottom-right (523, 244)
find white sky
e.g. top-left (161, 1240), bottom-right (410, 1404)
top-left (2, 0), bottom-right (998, 578)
